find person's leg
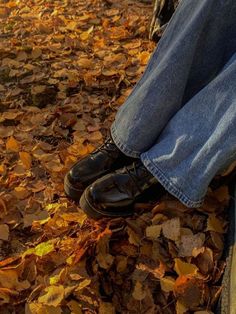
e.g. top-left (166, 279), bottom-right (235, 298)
top-left (141, 52), bottom-right (236, 207)
top-left (111, 0), bottom-right (236, 157)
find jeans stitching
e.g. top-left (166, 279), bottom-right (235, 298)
top-left (141, 152), bottom-right (204, 208)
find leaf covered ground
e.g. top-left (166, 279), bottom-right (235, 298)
top-left (0, 0), bottom-right (231, 313)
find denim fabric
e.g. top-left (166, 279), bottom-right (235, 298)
top-left (111, 0), bottom-right (236, 207)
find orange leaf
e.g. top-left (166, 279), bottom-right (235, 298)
top-left (19, 152), bottom-right (32, 169)
top-left (174, 258), bottom-right (199, 276)
top-left (6, 136), bottom-right (20, 152)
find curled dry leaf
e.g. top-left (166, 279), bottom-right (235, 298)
top-left (174, 258), bottom-right (199, 276)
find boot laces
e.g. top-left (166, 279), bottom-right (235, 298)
top-left (91, 137), bottom-right (118, 157)
top-left (124, 161), bottom-right (153, 194)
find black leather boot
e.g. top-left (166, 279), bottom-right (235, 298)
top-left (79, 160), bottom-right (159, 219)
top-left (64, 137), bottom-right (135, 201)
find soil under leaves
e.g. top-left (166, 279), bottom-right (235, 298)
top-left (0, 0), bottom-right (231, 313)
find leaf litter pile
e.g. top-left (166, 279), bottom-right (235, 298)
top-left (0, 0), bottom-right (232, 313)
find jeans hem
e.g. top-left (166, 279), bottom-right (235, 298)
top-left (110, 123), bottom-right (141, 158)
top-left (141, 152), bottom-right (204, 208)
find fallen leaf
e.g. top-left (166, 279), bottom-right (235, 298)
top-left (67, 300), bottom-right (82, 314)
top-left (145, 225), bottom-right (162, 239)
top-left (19, 151), bottom-right (32, 169)
top-left (25, 303), bottom-right (62, 314)
top-left (178, 233), bottom-right (205, 257)
top-left (207, 214), bottom-right (226, 233)
top-left (13, 186), bottom-right (31, 200)
top-left (176, 301), bottom-right (188, 314)
top-left (174, 276), bottom-right (204, 308)
top-left (6, 136), bottom-right (20, 152)
top-left (34, 241), bottom-right (55, 257)
top-left (38, 285), bottom-right (64, 307)
top-left (174, 259), bottom-right (199, 276)
top-left (0, 224), bottom-right (9, 241)
top-left (162, 217), bottom-right (181, 241)
top-left (99, 302), bottom-right (115, 314)
top-left (160, 276), bottom-right (175, 293)
top-left (132, 281), bottom-right (146, 301)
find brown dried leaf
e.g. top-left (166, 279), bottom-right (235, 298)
top-left (0, 224), bottom-right (9, 241)
top-left (162, 217), bottom-right (181, 241)
top-left (132, 281), bottom-right (146, 301)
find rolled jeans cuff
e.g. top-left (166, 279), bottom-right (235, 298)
top-left (141, 152), bottom-right (204, 208)
top-left (110, 122), bottom-right (141, 158)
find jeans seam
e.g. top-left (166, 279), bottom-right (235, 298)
top-left (141, 152), bottom-right (204, 208)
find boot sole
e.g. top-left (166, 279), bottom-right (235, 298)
top-left (79, 188), bottom-right (134, 219)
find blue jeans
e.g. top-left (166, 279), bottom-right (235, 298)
top-left (111, 0), bottom-right (236, 207)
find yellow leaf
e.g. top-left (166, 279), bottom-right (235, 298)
top-left (176, 301), bottom-right (188, 314)
top-left (207, 214), bottom-right (226, 233)
top-left (38, 285), bottom-right (64, 307)
top-left (145, 225), bottom-right (162, 239)
top-left (160, 276), bottom-right (175, 293)
top-left (19, 151), bottom-right (32, 169)
top-left (61, 212), bottom-right (87, 225)
top-left (66, 21), bottom-right (78, 31)
top-left (132, 281), bottom-right (146, 301)
top-left (174, 259), bottom-right (199, 276)
top-left (34, 241), bottom-right (55, 257)
top-left (0, 224), bottom-right (9, 241)
top-left (25, 302), bottom-right (62, 314)
top-left (75, 279), bottom-right (91, 291)
top-left (6, 136), bottom-right (20, 152)
top-left (80, 26), bottom-right (94, 41)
